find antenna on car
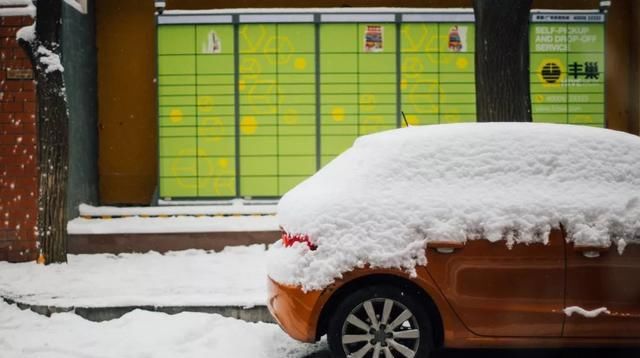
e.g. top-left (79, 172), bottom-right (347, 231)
top-left (401, 111), bottom-right (410, 127)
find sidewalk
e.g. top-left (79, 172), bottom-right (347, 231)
top-left (0, 300), bottom-right (328, 358)
top-left (0, 241), bottom-right (335, 357)
top-left (0, 245), bottom-right (270, 322)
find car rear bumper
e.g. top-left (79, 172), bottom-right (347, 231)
top-left (267, 276), bottom-right (323, 343)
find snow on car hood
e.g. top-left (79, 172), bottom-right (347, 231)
top-left (268, 123), bottom-right (640, 291)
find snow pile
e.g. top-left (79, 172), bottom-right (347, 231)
top-left (269, 123), bottom-right (640, 290)
top-left (0, 0), bottom-right (35, 17)
top-left (37, 45), bottom-right (64, 73)
top-left (0, 245), bottom-right (268, 307)
top-left (15, 22), bottom-right (34, 42)
top-left (63, 0), bottom-right (87, 14)
top-left (563, 306), bottom-right (610, 318)
top-left (0, 301), bottom-right (326, 358)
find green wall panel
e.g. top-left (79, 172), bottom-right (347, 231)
top-left (158, 25), bottom-right (195, 54)
top-left (160, 178), bottom-right (198, 197)
top-left (198, 177), bottom-right (236, 196)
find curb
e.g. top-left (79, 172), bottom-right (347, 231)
top-left (1, 296), bottom-right (274, 323)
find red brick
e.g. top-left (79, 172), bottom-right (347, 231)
top-left (23, 101), bottom-right (35, 113)
top-left (0, 17), bottom-right (28, 27)
top-left (1, 80), bottom-right (33, 91)
top-left (6, 245), bottom-right (38, 262)
top-left (0, 113), bottom-right (14, 122)
top-left (13, 48), bottom-right (28, 60)
top-left (0, 36), bottom-right (18, 49)
top-left (2, 102), bottom-right (23, 113)
top-left (14, 91), bottom-right (35, 102)
top-left (5, 164), bottom-right (36, 177)
top-left (13, 112), bottom-right (35, 123)
top-left (0, 27), bottom-right (19, 37)
top-left (3, 59), bottom-right (31, 69)
top-left (0, 16), bottom-right (39, 262)
top-left (4, 123), bottom-right (23, 134)
top-left (0, 49), bottom-right (13, 60)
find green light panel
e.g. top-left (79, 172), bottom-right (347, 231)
top-left (319, 23), bottom-right (398, 166)
top-left (158, 24), bottom-right (237, 198)
top-left (400, 23), bottom-right (476, 127)
top-left (238, 24), bottom-right (317, 196)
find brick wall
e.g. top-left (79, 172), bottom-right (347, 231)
top-left (0, 16), bottom-right (38, 262)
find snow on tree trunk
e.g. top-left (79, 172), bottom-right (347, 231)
top-left (18, 0), bottom-right (68, 264)
top-left (473, 0), bottom-right (532, 122)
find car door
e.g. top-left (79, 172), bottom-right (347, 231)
top-left (564, 241), bottom-right (640, 337)
top-left (426, 229), bottom-right (566, 337)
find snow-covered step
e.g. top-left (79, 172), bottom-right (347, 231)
top-left (77, 201), bottom-right (278, 219)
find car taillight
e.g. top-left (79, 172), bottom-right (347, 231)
top-left (281, 230), bottom-right (317, 250)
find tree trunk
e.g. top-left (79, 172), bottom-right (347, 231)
top-left (474, 0), bottom-right (533, 122)
top-left (19, 0), bottom-right (68, 264)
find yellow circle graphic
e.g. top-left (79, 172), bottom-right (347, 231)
top-left (239, 79), bottom-right (246, 92)
top-left (331, 107), bottom-right (346, 122)
top-left (406, 115), bottom-right (419, 126)
top-left (455, 57), bottom-right (469, 70)
top-left (170, 158), bottom-right (196, 177)
top-left (400, 79), bottom-right (408, 90)
top-left (218, 158), bottom-right (229, 169)
top-left (293, 57), bottom-right (307, 70)
top-left (534, 94), bottom-right (545, 103)
top-left (240, 116), bottom-right (258, 135)
top-left (198, 96), bottom-right (214, 113)
top-left (169, 109), bottom-right (183, 124)
top-left (214, 177), bottom-right (235, 195)
top-left (359, 94), bottom-right (376, 112)
top-left (282, 109), bottom-right (298, 125)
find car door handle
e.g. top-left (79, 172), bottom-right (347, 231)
top-left (573, 244), bottom-right (608, 258)
top-left (429, 241), bottom-right (465, 254)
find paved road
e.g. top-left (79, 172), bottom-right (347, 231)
top-left (306, 348), bottom-right (640, 358)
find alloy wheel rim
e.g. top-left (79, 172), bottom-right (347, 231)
top-left (341, 298), bottom-right (420, 358)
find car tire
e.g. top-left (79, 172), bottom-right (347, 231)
top-left (327, 284), bottom-right (434, 358)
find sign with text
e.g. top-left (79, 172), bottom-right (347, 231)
top-left (530, 13), bottom-right (605, 127)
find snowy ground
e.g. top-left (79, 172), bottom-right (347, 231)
top-left (2, 300), bottom-right (636, 358)
top-left (0, 300), bottom-right (327, 358)
top-left (0, 245), bottom-right (267, 307)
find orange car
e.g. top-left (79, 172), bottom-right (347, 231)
top-left (268, 228), bottom-right (640, 357)
top-left (267, 123), bottom-right (640, 357)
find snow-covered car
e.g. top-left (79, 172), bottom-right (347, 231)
top-left (267, 123), bottom-right (640, 358)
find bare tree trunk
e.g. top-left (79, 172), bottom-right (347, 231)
top-left (474, 0), bottom-right (533, 122)
top-left (19, 0), bottom-right (68, 264)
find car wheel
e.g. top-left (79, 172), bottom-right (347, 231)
top-left (327, 284), bottom-right (434, 358)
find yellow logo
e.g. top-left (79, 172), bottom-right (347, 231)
top-left (537, 59), bottom-right (565, 88)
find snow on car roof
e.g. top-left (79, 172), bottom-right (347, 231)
top-left (269, 123), bottom-right (640, 290)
